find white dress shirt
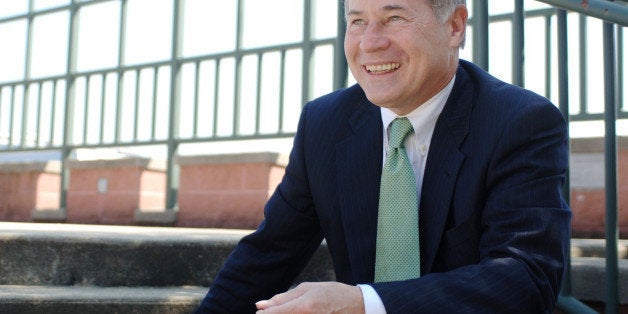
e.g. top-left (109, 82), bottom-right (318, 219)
top-left (358, 76), bottom-right (455, 314)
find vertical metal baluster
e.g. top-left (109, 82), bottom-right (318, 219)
top-left (472, 0), bottom-right (489, 71)
top-left (603, 19), bottom-right (619, 314)
top-left (213, 59), bottom-right (220, 137)
top-left (544, 16), bottom-right (552, 100)
top-left (255, 53), bottom-right (263, 135)
top-left (83, 75), bottom-right (90, 144)
top-left (35, 82), bottom-right (43, 147)
top-left (579, 15), bottom-right (588, 117)
top-left (165, 0), bottom-right (183, 211)
top-left (233, 0), bottom-right (244, 137)
top-left (9, 86), bottom-right (15, 147)
top-left (50, 80), bottom-right (57, 147)
top-left (151, 67), bottom-right (158, 141)
top-left (334, 0), bottom-right (347, 90)
top-left (302, 0), bottom-right (312, 106)
top-left (133, 69), bottom-right (140, 142)
top-left (512, 0), bottom-right (524, 87)
top-left (193, 62), bottom-right (200, 139)
top-left (99, 74), bottom-right (106, 144)
top-left (278, 50), bottom-right (286, 133)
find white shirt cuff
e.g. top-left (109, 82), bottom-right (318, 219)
top-left (357, 284), bottom-right (387, 314)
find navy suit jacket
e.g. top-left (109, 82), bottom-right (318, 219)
top-left (196, 60), bottom-right (571, 313)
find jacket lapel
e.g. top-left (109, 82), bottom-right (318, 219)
top-left (334, 64), bottom-right (474, 281)
top-left (420, 65), bottom-right (473, 274)
top-left (335, 96), bottom-right (383, 283)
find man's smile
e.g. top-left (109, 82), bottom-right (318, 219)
top-left (364, 63), bottom-right (401, 74)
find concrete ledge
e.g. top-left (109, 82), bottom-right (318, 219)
top-left (134, 209), bottom-right (177, 226)
top-left (571, 238), bottom-right (628, 259)
top-left (0, 222), bottom-right (250, 242)
top-left (0, 285), bottom-right (204, 314)
top-left (0, 160), bottom-right (61, 173)
top-left (176, 152), bottom-right (288, 167)
top-left (31, 208), bottom-right (66, 223)
top-left (67, 158), bottom-right (166, 171)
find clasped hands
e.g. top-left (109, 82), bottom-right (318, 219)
top-left (255, 282), bottom-right (365, 314)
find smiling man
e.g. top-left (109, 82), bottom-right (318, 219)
top-left (195, 0), bottom-right (571, 313)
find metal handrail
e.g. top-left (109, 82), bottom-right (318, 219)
top-left (537, 0), bottom-right (628, 27)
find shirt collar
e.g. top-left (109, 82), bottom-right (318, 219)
top-left (380, 75), bottom-right (456, 137)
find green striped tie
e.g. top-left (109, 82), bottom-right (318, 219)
top-left (374, 117), bottom-right (420, 282)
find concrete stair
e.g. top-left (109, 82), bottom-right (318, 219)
top-left (0, 286), bottom-right (206, 313)
top-left (0, 222), bottom-right (334, 313)
top-left (0, 222), bottom-right (626, 313)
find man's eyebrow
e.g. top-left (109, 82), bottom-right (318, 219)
top-left (346, 4), bottom-right (408, 17)
top-left (346, 9), bottom-right (362, 17)
top-left (382, 4), bottom-right (407, 11)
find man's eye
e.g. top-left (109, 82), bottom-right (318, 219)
top-left (389, 16), bottom-right (402, 22)
top-left (352, 19), bottom-right (366, 26)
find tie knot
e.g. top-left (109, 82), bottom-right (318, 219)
top-left (388, 117), bottom-right (413, 148)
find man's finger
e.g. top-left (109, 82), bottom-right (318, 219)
top-left (255, 284), bottom-right (308, 310)
top-left (255, 300), bottom-right (271, 310)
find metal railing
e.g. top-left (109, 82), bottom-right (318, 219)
top-left (0, 0), bottom-right (626, 311)
top-left (0, 0), bottom-right (341, 210)
top-left (534, 1), bottom-right (625, 312)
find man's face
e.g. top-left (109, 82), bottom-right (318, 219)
top-left (344, 0), bottom-right (463, 115)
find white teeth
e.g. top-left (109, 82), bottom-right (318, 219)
top-left (366, 63), bottom-right (400, 73)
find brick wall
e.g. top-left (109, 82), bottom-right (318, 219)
top-left (570, 137), bottom-right (628, 238)
top-left (0, 138), bottom-right (625, 236)
top-left (0, 161), bottom-right (60, 221)
top-left (65, 158), bottom-right (166, 225)
top-left (175, 152), bottom-right (287, 229)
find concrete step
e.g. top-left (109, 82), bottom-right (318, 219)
top-left (0, 285), bottom-right (205, 314)
top-left (0, 222), bottom-right (626, 311)
top-left (0, 222), bottom-right (334, 313)
top-left (571, 238), bottom-right (628, 259)
top-left (0, 222), bottom-right (334, 287)
top-left (570, 257), bottom-right (628, 305)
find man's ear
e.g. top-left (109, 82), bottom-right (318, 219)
top-left (449, 5), bottom-right (468, 48)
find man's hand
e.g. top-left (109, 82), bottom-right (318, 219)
top-left (255, 282), bottom-right (365, 314)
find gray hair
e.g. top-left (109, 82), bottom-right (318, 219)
top-left (429, 0), bottom-right (466, 22)
top-left (343, 0), bottom-right (466, 23)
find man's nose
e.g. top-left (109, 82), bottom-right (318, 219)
top-left (359, 23), bottom-right (390, 52)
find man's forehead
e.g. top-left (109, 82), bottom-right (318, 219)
top-left (345, 0), bottom-right (427, 5)
top-left (345, 0), bottom-right (427, 11)
top-left (346, 4), bottom-right (407, 14)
